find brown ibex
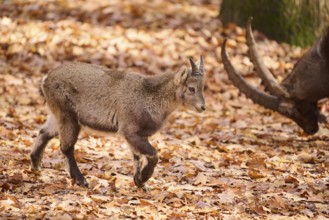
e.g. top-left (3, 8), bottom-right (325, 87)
top-left (30, 57), bottom-right (205, 188)
top-left (222, 18), bottom-right (329, 134)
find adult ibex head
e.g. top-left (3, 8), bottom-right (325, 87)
top-left (222, 17), bottom-right (329, 134)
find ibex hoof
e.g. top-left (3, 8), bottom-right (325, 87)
top-left (73, 177), bottom-right (89, 187)
top-left (133, 175), bottom-right (145, 188)
top-left (30, 155), bottom-right (41, 171)
top-left (77, 180), bottom-right (88, 187)
top-left (141, 185), bottom-right (150, 193)
top-left (30, 163), bottom-right (41, 171)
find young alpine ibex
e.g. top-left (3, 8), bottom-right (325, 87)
top-left (222, 18), bottom-right (329, 134)
top-left (30, 57), bottom-right (206, 188)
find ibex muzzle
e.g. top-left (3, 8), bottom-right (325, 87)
top-left (221, 18), bottom-right (329, 134)
top-left (30, 56), bottom-right (205, 188)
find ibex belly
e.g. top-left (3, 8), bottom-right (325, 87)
top-left (76, 101), bottom-right (120, 133)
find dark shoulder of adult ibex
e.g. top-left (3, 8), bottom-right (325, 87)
top-left (30, 57), bottom-right (206, 188)
top-left (281, 27), bottom-right (329, 101)
top-left (221, 17), bottom-right (329, 135)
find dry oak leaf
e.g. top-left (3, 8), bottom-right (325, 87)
top-left (248, 168), bottom-right (266, 179)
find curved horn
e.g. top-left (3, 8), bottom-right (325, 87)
top-left (199, 55), bottom-right (204, 73)
top-left (189, 57), bottom-right (198, 74)
top-left (246, 17), bottom-right (291, 98)
top-left (221, 39), bottom-right (281, 111)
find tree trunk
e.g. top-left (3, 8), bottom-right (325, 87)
top-left (220, 0), bottom-right (329, 46)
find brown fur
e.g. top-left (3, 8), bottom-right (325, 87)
top-left (31, 58), bottom-right (205, 188)
top-left (282, 28), bottom-right (329, 101)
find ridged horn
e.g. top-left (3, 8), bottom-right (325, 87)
top-left (221, 39), bottom-right (281, 111)
top-left (199, 55), bottom-right (204, 73)
top-left (246, 17), bottom-right (291, 98)
top-left (189, 57), bottom-right (198, 75)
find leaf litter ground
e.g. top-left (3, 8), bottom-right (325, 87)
top-left (0, 0), bottom-right (328, 219)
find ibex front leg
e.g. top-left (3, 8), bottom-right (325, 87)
top-left (125, 134), bottom-right (158, 188)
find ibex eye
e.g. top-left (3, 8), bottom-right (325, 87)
top-left (188, 87), bottom-right (195, 93)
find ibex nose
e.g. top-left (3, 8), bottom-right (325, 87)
top-left (196, 104), bottom-right (206, 113)
top-left (304, 125), bottom-right (319, 135)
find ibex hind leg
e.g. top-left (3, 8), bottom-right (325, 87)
top-left (30, 114), bottom-right (58, 171)
top-left (125, 134), bottom-right (158, 188)
top-left (58, 112), bottom-right (88, 187)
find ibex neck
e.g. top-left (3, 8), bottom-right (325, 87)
top-left (143, 72), bottom-right (180, 115)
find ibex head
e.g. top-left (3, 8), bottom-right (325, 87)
top-left (175, 56), bottom-right (206, 113)
top-left (221, 18), bottom-right (328, 134)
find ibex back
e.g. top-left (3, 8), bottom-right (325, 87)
top-left (222, 18), bottom-right (329, 134)
top-left (31, 57), bottom-right (206, 188)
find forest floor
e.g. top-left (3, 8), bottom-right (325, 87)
top-left (0, 0), bottom-right (328, 219)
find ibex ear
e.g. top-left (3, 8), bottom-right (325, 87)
top-left (319, 27), bottom-right (329, 59)
top-left (174, 66), bottom-right (188, 86)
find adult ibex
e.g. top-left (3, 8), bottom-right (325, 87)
top-left (30, 57), bottom-right (206, 188)
top-left (222, 18), bottom-right (329, 134)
